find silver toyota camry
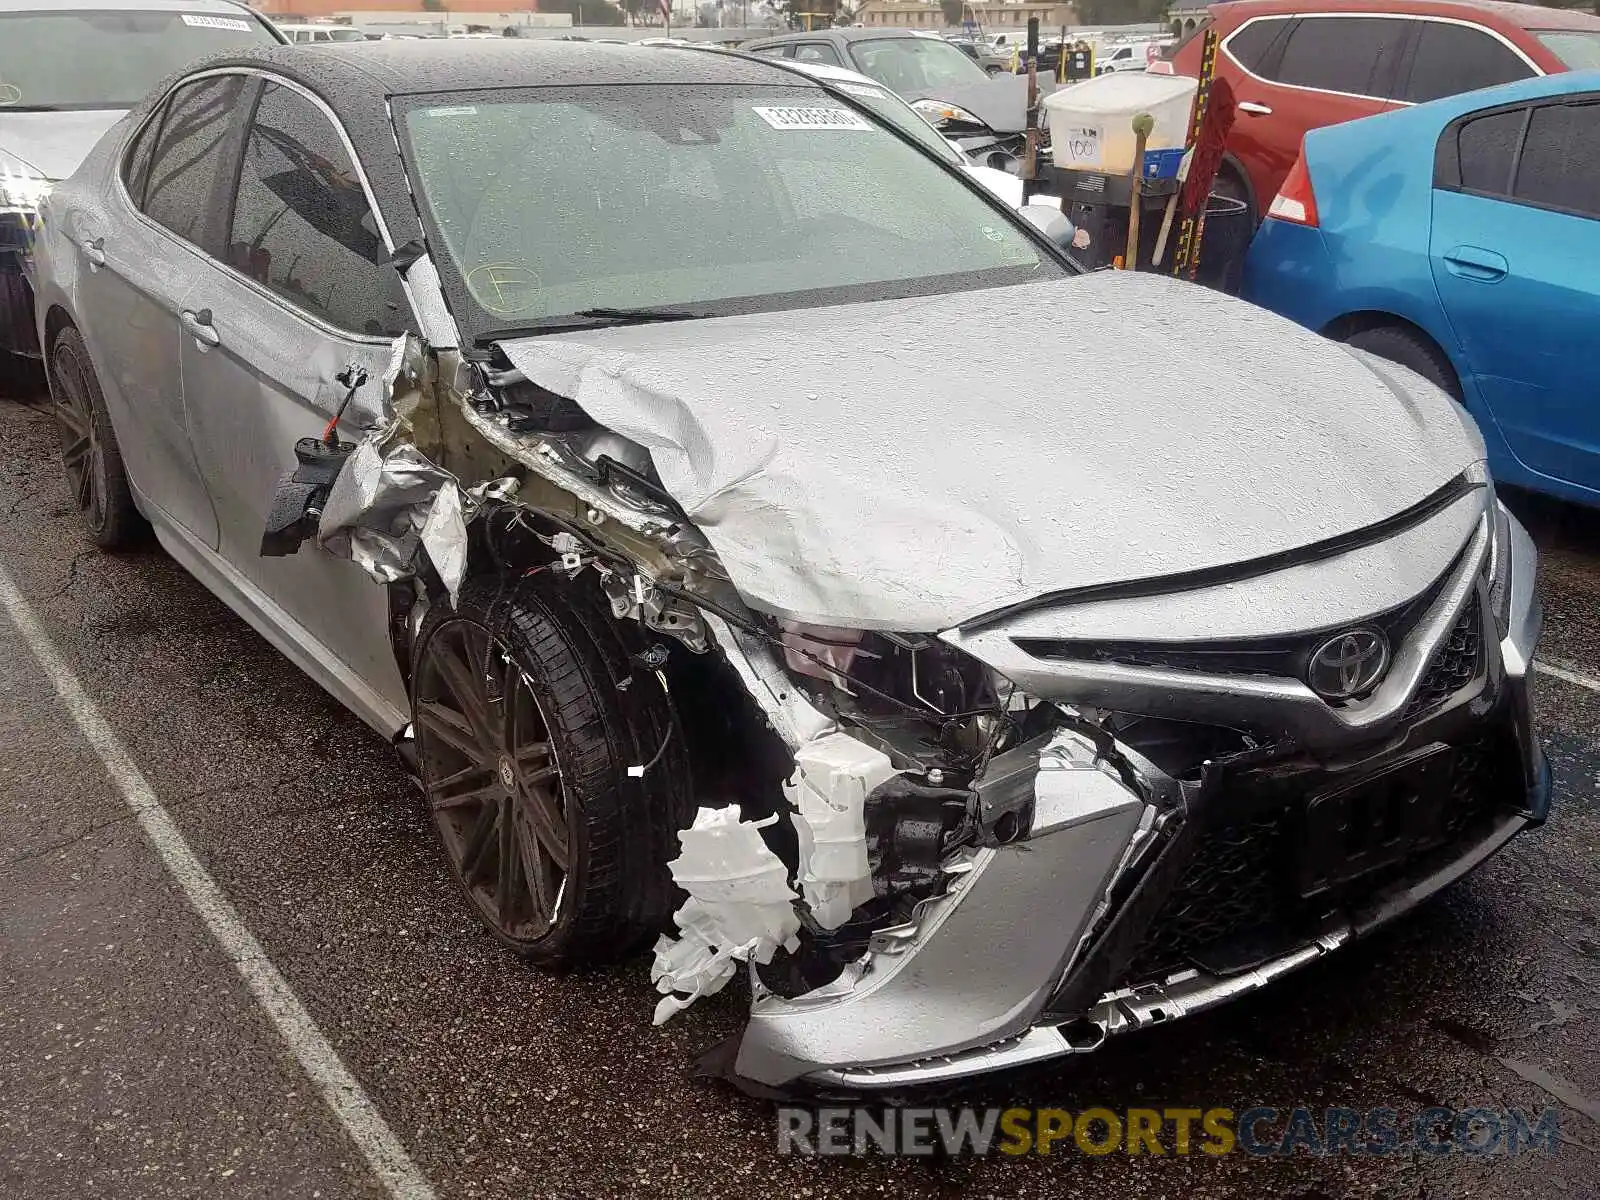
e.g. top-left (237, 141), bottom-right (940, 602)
top-left (33, 40), bottom-right (1549, 1093)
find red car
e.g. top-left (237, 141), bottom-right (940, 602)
top-left (1169, 0), bottom-right (1600, 221)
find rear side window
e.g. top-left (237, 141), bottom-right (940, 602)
top-left (1402, 21), bottom-right (1532, 104)
top-left (1225, 17), bottom-right (1292, 74)
top-left (1272, 17), bottom-right (1407, 98)
top-left (140, 75), bottom-right (248, 248)
top-left (227, 82), bottom-right (394, 334)
top-left (1456, 107), bottom-right (1526, 194)
top-left (1515, 101), bottom-right (1600, 218)
top-left (793, 42), bottom-right (843, 66)
top-left (1536, 30), bottom-right (1600, 69)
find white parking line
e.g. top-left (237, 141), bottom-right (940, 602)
top-left (1534, 657), bottom-right (1600, 696)
top-left (0, 563), bottom-right (436, 1200)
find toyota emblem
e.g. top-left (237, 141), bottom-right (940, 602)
top-left (1306, 629), bottom-right (1390, 701)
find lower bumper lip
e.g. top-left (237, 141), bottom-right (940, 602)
top-left (809, 801), bottom-right (1540, 1091)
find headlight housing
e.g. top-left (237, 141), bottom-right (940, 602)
top-left (910, 98), bottom-right (984, 129)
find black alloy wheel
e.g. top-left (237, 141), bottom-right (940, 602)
top-left (50, 326), bottom-right (140, 549)
top-left (414, 617), bottom-right (571, 949)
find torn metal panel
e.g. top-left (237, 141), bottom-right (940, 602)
top-left (493, 272), bottom-right (1480, 631)
top-left (308, 333), bottom-right (472, 596)
top-left (317, 436), bottom-right (466, 591)
top-left (651, 806), bottom-right (802, 1024)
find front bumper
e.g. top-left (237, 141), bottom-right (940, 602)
top-left (731, 507), bottom-right (1547, 1091)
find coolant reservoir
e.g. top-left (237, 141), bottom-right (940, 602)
top-left (1043, 72), bottom-right (1198, 174)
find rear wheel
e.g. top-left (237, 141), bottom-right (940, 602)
top-left (50, 326), bottom-right (143, 549)
top-left (1344, 325), bottom-right (1462, 403)
top-left (1211, 163), bottom-right (1255, 228)
top-left (412, 576), bottom-right (693, 964)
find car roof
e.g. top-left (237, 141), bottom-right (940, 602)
top-left (0, 0), bottom-right (258, 10)
top-left (194, 37), bottom-right (810, 98)
top-left (1208, 0), bottom-right (1600, 32)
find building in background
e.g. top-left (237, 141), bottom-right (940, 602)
top-left (856, 0), bottom-right (1075, 29)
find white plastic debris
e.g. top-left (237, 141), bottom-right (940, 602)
top-left (786, 733), bottom-right (897, 931)
top-left (650, 806), bottom-right (801, 1024)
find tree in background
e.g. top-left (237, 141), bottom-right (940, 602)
top-left (420, 0), bottom-right (443, 11)
top-left (940, 0), bottom-right (968, 27)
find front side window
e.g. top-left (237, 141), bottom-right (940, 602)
top-left (228, 83), bottom-right (394, 334)
top-left (141, 74), bottom-right (248, 247)
top-left (1515, 100), bottom-right (1600, 218)
top-left (0, 9), bottom-right (276, 111)
top-left (847, 37), bottom-right (989, 91)
top-left (1402, 22), bottom-right (1532, 104)
top-left (399, 85), bottom-right (1060, 340)
top-left (1272, 16), bottom-right (1407, 98)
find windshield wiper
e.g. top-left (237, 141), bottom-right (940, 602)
top-left (477, 306), bottom-right (701, 342)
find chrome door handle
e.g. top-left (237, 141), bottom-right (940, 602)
top-left (181, 308), bottom-right (221, 349)
top-left (1238, 101), bottom-right (1273, 116)
top-left (81, 237), bottom-right (106, 270)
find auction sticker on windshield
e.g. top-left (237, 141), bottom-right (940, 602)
top-left (1058, 125), bottom-right (1102, 167)
top-left (182, 13), bottom-right (253, 30)
top-left (753, 106), bottom-right (873, 131)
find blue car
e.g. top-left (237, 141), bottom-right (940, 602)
top-left (1241, 70), bottom-right (1600, 508)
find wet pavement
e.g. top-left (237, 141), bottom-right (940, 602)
top-left (1, 394), bottom-right (1597, 1199)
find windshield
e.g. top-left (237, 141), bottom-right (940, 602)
top-left (1536, 30), bottom-right (1600, 68)
top-left (0, 10), bottom-right (277, 111)
top-left (398, 84), bottom-right (1059, 339)
top-left (846, 37), bottom-right (990, 91)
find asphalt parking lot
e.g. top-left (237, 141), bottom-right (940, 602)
top-left (1, 392), bottom-right (1597, 1200)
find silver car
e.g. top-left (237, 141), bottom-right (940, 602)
top-left (0, 0), bottom-right (282, 391)
top-left (34, 40), bottom-right (1548, 1093)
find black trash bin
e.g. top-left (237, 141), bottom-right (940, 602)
top-left (1061, 189), bottom-right (1254, 293)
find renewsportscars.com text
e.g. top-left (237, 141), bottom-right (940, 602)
top-left (776, 1105), bottom-right (1563, 1157)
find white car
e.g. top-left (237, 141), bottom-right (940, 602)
top-left (1096, 39), bottom-right (1165, 74)
top-left (273, 21), bottom-right (368, 44)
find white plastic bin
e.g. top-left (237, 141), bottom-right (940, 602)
top-left (1043, 73), bottom-right (1198, 174)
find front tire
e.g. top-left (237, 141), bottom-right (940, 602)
top-left (411, 576), bottom-right (694, 965)
top-left (50, 326), bottom-right (142, 549)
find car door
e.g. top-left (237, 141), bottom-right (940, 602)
top-left (1430, 94), bottom-right (1600, 493)
top-left (177, 77), bottom-right (409, 730)
top-left (1221, 15), bottom-right (1408, 211)
top-left (66, 74), bottom-right (253, 549)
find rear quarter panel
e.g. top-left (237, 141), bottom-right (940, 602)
top-left (1297, 107), bottom-right (1455, 347)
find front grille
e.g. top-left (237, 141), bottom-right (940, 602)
top-left (1400, 600), bottom-right (1483, 721)
top-left (1123, 731), bottom-right (1509, 985)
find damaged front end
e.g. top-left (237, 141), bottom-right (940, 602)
top-left (279, 273), bottom-right (1548, 1097)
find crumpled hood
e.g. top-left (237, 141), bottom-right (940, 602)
top-left (0, 110), bottom-right (125, 180)
top-left (901, 70), bottom-right (1055, 135)
top-left (496, 272), bottom-right (1482, 631)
